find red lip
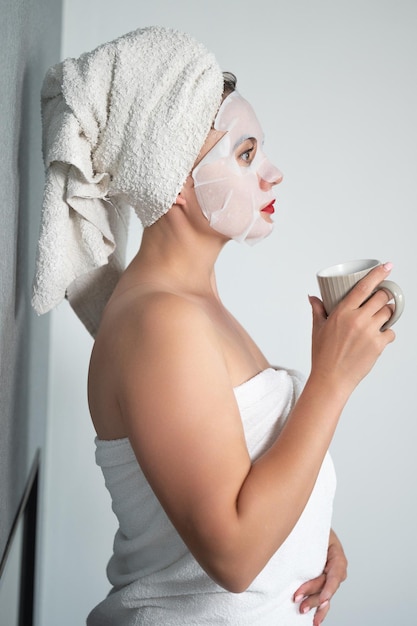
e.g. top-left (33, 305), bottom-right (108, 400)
top-left (261, 200), bottom-right (275, 215)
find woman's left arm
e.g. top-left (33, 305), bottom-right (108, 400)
top-left (293, 529), bottom-right (348, 626)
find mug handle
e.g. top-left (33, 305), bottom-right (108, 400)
top-left (377, 280), bottom-right (405, 330)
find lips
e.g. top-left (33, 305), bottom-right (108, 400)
top-left (261, 200), bottom-right (275, 215)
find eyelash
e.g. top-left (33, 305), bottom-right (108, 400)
top-left (240, 146), bottom-right (254, 162)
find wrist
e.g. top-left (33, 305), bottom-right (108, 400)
top-left (303, 369), bottom-right (352, 416)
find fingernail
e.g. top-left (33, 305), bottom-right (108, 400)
top-left (302, 606), bottom-right (311, 614)
top-left (294, 594), bottom-right (304, 603)
top-left (383, 262), bottom-right (393, 272)
top-left (319, 600), bottom-right (329, 610)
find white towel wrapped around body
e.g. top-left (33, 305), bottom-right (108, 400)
top-left (87, 368), bottom-right (336, 625)
top-left (32, 26), bottom-right (223, 336)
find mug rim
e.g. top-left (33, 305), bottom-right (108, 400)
top-left (317, 258), bottom-right (380, 278)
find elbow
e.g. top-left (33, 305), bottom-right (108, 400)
top-left (199, 548), bottom-right (260, 594)
top-left (185, 511), bottom-right (266, 593)
top-left (218, 576), bottom-right (254, 595)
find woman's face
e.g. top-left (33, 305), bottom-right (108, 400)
top-left (191, 91), bottom-right (283, 245)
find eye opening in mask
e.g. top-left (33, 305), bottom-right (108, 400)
top-left (236, 137), bottom-right (257, 166)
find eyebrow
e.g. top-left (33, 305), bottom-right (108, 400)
top-left (233, 135), bottom-right (256, 151)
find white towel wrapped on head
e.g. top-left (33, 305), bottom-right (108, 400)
top-left (32, 26), bottom-right (224, 337)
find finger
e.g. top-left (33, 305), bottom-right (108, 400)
top-left (308, 295), bottom-right (327, 320)
top-left (343, 262), bottom-right (393, 310)
top-left (294, 574), bottom-right (328, 615)
top-left (360, 287), bottom-right (392, 316)
top-left (293, 574), bottom-right (326, 602)
top-left (295, 571), bottom-right (340, 616)
top-left (313, 599), bottom-right (331, 626)
top-left (309, 296), bottom-right (328, 336)
top-left (318, 572), bottom-right (343, 604)
top-left (357, 290), bottom-right (394, 329)
top-left (298, 595), bottom-right (329, 618)
top-left (372, 303), bottom-right (396, 330)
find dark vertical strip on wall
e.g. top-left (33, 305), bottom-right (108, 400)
top-left (0, 0), bottom-right (62, 612)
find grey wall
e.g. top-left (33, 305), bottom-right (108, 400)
top-left (38, 1), bottom-right (417, 625)
top-left (0, 0), bottom-right (62, 607)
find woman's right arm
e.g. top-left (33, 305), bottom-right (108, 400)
top-left (114, 264), bottom-right (395, 592)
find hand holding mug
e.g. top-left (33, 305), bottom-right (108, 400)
top-left (316, 259), bottom-right (404, 331)
top-left (309, 261), bottom-right (403, 393)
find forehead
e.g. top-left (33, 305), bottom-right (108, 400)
top-left (213, 91), bottom-right (264, 144)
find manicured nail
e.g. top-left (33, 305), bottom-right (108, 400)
top-left (383, 262), bottom-right (393, 272)
top-left (318, 600), bottom-right (329, 610)
top-left (294, 594), bottom-right (304, 603)
top-left (302, 606), bottom-right (311, 614)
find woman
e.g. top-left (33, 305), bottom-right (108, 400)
top-left (33, 26), bottom-right (395, 625)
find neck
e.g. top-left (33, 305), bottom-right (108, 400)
top-left (125, 210), bottom-right (228, 298)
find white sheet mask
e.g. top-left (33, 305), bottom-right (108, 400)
top-left (192, 91), bottom-right (283, 244)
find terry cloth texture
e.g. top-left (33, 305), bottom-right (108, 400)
top-left (32, 26), bottom-right (224, 337)
top-left (88, 368), bottom-right (336, 625)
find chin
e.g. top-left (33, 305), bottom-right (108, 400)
top-left (243, 220), bottom-right (274, 244)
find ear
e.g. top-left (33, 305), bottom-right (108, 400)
top-left (174, 175), bottom-right (194, 208)
top-left (175, 192), bottom-right (186, 207)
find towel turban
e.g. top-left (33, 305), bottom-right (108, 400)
top-left (32, 26), bottom-right (224, 336)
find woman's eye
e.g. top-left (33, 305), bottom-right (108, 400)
top-left (238, 141), bottom-right (256, 165)
top-left (240, 148), bottom-right (253, 162)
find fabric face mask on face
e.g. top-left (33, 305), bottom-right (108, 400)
top-left (191, 91), bottom-right (282, 245)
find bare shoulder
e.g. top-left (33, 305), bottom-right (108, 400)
top-left (136, 290), bottom-right (216, 337)
top-left (95, 289), bottom-right (229, 401)
top-left (88, 289), bottom-right (228, 435)
top-left (108, 290), bottom-right (222, 364)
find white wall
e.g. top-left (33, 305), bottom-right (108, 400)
top-left (38, 1), bottom-right (417, 624)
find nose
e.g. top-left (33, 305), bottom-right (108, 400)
top-left (257, 159), bottom-right (283, 191)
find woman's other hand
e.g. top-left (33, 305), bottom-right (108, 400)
top-left (293, 529), bottom-right (348, 625)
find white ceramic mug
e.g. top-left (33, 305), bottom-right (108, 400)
top-left (317, 259), bottom-right (404, 330)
